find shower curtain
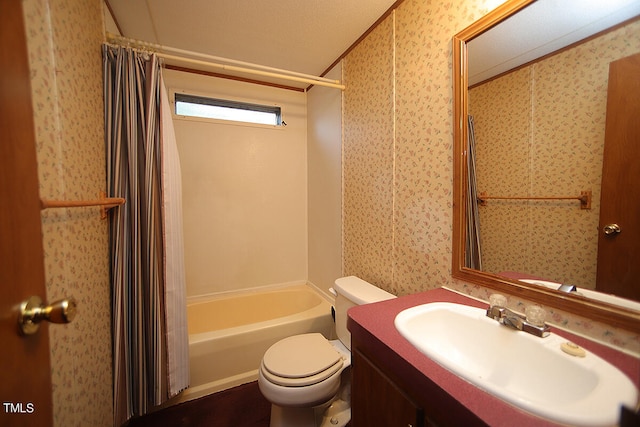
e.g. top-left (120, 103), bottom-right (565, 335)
top-left (103, 45), bottom-right (189, 426)
top-left (466, 115), bottom-right (483, 270)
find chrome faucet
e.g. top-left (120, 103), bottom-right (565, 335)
top-left (557, 283), bottom-right (577, 293)
top-left (486, 295), bottom-right (550, 338)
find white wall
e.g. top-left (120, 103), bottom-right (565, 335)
top-left (307, 64), bottom-right (344, 295)
top-left (164, 69), bottom-right (308, 297)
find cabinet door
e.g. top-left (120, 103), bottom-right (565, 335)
top-left (352, 348), bottom-right (423, 427)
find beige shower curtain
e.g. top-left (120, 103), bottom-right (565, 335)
top-left (103, 45), bottom-right (189, 426)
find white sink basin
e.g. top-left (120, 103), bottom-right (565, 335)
top-left (394, 302), bottom-right (638, 426)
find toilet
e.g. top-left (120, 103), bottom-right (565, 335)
top-left (258, 276), bottom-right (396, 427)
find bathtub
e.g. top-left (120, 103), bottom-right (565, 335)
top-left (168, 282), bottom-right (335, 405)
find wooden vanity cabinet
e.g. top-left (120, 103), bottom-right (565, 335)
top-left (351, 338), bottom-right (486, 427)
top-left (351, 347), bottom-right (425, 427)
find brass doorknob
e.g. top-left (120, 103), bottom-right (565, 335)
top-left (18, 296), bottom-right (77, 335)
top-left (603, 223), bottom-right (621, 235)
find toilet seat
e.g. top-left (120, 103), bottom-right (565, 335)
top-left (261, 333), bottom-right (344, 387)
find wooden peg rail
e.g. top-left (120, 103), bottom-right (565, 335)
top-left (478, 190), bottom-right (592, 210)
top-left (40, 193), bottom-right (125, 219)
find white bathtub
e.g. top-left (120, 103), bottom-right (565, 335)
top-left (167, 282), bottom-right (335, 406)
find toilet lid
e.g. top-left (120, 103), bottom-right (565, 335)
top-left (262, 333), bottom-right (343, 386)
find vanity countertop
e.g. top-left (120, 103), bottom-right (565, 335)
top-left (347, 287), bottom-right (640, 427)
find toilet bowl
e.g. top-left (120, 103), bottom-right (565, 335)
top-left (258, 276), bottom-right (396, 427)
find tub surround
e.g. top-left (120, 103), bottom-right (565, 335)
top-left (348, 288), bottom-right (640, 427)
top-left (165, 68), bottom-right (308, 299)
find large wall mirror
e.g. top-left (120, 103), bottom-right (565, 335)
top-left (452, 0), bottom-right (640, 331)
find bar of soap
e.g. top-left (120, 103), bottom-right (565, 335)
top-left (561, 341), bottom-right (586, 357)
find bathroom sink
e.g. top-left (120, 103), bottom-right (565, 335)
top-left (394, 302), bottom-right (638, 427)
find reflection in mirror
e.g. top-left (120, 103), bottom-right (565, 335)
top-left (468, 3), bottom-right (640, 303)
top-left (452, 0), bottom-right (640, 331)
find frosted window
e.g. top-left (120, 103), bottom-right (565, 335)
top-left (175, 93), bottom-right (281, 126)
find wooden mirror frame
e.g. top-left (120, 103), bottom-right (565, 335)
top-left (452, 0), bottom-right (640, 332)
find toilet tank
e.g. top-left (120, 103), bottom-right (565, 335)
top-left (332, 276), bottom-right (396, 350)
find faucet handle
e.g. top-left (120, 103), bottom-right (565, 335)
top-left (486, 294), bottom-right (507, 321)
top-left (525, 305), bottom-right (546, 327)
top-left (489, 293), bottom-right (507, 308)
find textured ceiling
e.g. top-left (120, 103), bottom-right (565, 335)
top-left (469, 0), bottom-right (640, 86)
top-left (105, 1), bottom-right (639, 89)
top-left (106, 0), bottom-right (398, 86)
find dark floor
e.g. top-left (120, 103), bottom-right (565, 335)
top-left (126, 382), bottom-right (271, 427)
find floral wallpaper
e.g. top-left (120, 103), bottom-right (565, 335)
top-left (470, 19), bottom-right (640, 288)
top-left (23, 0), bottom-right (112, 425)
top-left (344, 0), bottom-right (492, 296)
top-left (343, 0), bottom-right (504, 295)
top-left (342, 0), bottom-right (639, 354)
top-left (343, 15), bottom-right (396, 290)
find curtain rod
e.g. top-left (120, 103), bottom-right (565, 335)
top-left (106, 33), bottom-right (345, 90)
